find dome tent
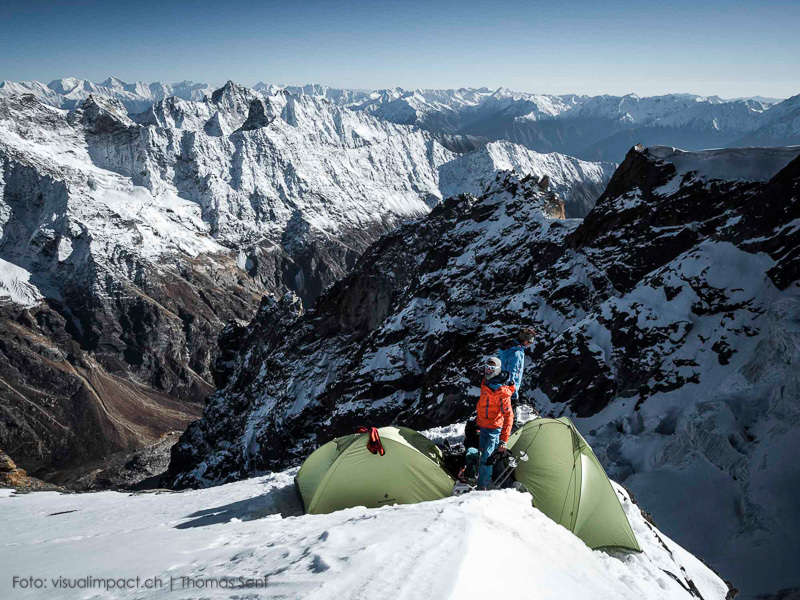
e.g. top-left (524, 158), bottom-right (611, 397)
top-left (295, 426), bottom-right (455, 514)
top-left (508, 417), bottom-right (641, 552)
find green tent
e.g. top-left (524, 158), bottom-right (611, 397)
top-left (508, 417), bottom-right (641, 552)
top-left (295, 426), bottom-right (455, 515)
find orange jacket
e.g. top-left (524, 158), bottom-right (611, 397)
top-left (476, 378), bottom-right (515, 443)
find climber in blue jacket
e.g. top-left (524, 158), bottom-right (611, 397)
top-left (497, 326), bottom-right (536, 409)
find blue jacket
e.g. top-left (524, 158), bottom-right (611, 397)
top-left (498, 340), bottom-right (525, 401)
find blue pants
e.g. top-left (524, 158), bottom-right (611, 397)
top-left (478, 427), bottom-right (501, 489)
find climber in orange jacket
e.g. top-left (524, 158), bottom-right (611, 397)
top-left (476, 357), bottom-right (515, 489)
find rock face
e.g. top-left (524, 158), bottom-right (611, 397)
top-left (66, 432), bottom-right (183, 491)
top-left (0, 299), bottom-right (204, 485)
top-left (0, 85), bottom-right (611, 484)
top-left (165, 145), bottom-right (800, 599)
top-left (163, 171), bottom-right (570, 487)
top-left (0, 95), bottom-right (263, 481)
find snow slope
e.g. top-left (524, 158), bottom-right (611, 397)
top-left (0, 468), bottom-right (729, 600)
top-left (0, 258), bottom-right (42, 306)
top-left (439, 140), bottom-right (616, 216)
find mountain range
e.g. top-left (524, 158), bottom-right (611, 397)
top-left (0, 82), bottom-right (610, 484)
top-left (3, 77), bottom-right (799, 161)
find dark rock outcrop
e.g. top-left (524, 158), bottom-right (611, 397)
top-left (0, 448), bottom-right (63, 491)
top-left (67, 432), bottom-right (183, 491)
top-left (237, 98), bottom-right (276, 132)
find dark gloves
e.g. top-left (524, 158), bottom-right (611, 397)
top-left (487, 445), bottom-right (511, 466)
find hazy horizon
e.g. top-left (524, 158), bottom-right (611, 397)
top-left (1, 75), bottom-right (793, 102)
top-left (2, 0), bottom-right (798, 99)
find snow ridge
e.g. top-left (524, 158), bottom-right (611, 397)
top-left (0, 464), bottom-right (729, 600)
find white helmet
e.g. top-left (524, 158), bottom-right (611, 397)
top-left (483, 357), bottom-right (501, 379)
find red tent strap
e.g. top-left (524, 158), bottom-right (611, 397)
top-left (355, 426), bottom-right (385, 456)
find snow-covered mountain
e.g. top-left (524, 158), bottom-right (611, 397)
top-left (229, 84), bottom-right (800, 161)
top-left (0, 83), bottom-right (610, 484)
top-left (253, 81), bottom-right (375, 106)
top-left (5, 77), bottom-right (797, 163)
top-left (165, 145), bottom-right (800, 598)
top-left (439, 140), bottom-right (615, 217)
top-left (2, 74), bottom-right (797, 594)
top-left (0, 77), bottom-right (213, 113)
top-left (734, 95), bottom-right (800, 147)
top-left (0, 444), bottom-right (731, 600)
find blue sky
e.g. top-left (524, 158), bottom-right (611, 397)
top-left (1, 0), bottom-right (798, 98)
